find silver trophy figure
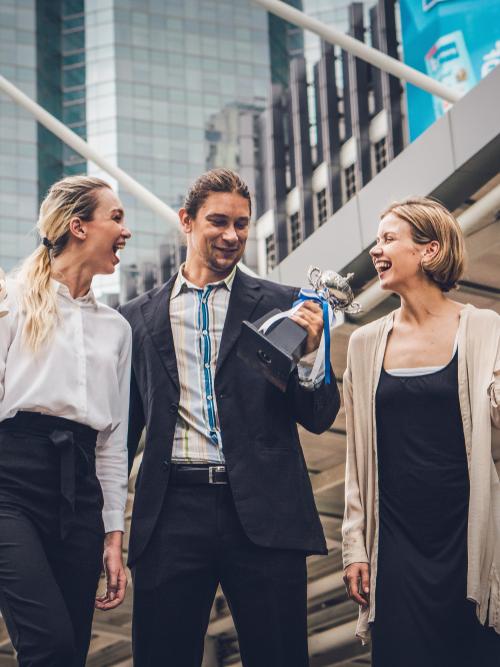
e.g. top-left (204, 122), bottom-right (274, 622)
top-left (307, 266), bottom-right (361, 314)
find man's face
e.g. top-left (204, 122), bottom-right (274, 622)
top-left (179, 191), bottom-right (250, 276)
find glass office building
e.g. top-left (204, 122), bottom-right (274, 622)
top-left (301, 0), bottom-right (370, 150)
top-left (1, 0), bottom-right (295, 298)
top-left (85, 0), bottom-right (278, 298)
top-left (0, 0), bottom-right (89, 273)
top-left (0, 0), bottom-right (372, 297)
top-left (0, 0), bottom-right (38, 272)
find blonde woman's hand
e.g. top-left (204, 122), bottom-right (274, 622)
top-left (95, 531), bottom-right (127, 610)
top-left (343, 562), bottom-right (370, 608)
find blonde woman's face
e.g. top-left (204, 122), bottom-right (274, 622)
top-left (81, 187), bottom-right (131, 275)
top-left (370, 214), bottom-right (426, 292)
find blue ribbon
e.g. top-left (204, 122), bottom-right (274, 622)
top-left (292, 288), bottom-right (335, 385)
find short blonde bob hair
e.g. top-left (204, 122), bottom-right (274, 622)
top-left (381, 196), bottom-right (466, 292)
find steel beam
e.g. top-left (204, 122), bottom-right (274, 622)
top-left (0, 73), bottom-right (179, 229)
top-left (252, 0), bottom-right (459, 104)
top-left (0, 74), bottom-right (259, 279)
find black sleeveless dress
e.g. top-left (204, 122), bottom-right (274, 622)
top-left (372, 351), bottom-right (500, 667)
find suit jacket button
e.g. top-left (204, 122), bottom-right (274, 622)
top-left (169, 403), bottom-right (178, 414)
top-left (163, 460), bottom-right (169, 468)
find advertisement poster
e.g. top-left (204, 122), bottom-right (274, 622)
top-left (399, 0), bottom-right (500, 140)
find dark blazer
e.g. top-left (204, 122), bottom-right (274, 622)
top-left (120, 268), bottom-right (340, 567)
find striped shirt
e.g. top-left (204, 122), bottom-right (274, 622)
top-left (170, 265), bottom-right (327, 464)
top-left (170, 266), bottom-right (236, 463)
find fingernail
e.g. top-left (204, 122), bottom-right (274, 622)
top-left (364, 588), bottom-right (370, 593)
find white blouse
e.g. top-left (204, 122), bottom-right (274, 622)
top-left (0, 278), bottom-right (132, 533)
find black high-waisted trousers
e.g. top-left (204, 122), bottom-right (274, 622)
top-left (0, 411), bottom-right (104, 667)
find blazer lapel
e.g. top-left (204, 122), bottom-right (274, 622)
top-left (141, 275), bottom-right (180, 390)
top-left (216, 268), bottom-right (262, 375)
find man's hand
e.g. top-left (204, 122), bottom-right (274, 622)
top-left (95, 531), bottom-right (127, 611)
top-left (343, 562), bottom-right (370, 608)
top-left (291, 301), bottom-right (324, 355)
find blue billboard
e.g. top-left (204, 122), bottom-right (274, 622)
top-left (399, 0), bottom-right (500, 140)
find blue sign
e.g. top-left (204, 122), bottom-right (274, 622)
top-left (399, 0), bottom-right (500, 140)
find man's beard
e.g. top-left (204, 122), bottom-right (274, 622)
top-left (208, 249), bottom-right (241, 273)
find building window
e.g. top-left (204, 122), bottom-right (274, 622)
top-left (316, 189), bottom-right (328, 226)
top-left (289, 212), bottom-right (302, 251)
top-left (374, 137), bottom-right (388, 173)
top-left (344, 164), bottom-right (356, 201)
top-left (265, 234), bottom-right (276, 274)
top-left (62, 0), bottom-right (86, 177)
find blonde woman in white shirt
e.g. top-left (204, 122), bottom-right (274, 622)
top-left (0, 176), bottom-right (132, 667)
top-left (342, 197), bottom-right (500, 666)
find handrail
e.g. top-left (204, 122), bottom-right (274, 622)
top-left (0, 74), bottom-right (179, 230)
top-left (252, 0), bottom-right (460, 104)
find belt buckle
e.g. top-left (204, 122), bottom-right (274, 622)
top-left (208, 465), bottom-right (226, 484)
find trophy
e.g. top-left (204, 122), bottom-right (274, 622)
top-left (237, 266), bottom-right (360, 391)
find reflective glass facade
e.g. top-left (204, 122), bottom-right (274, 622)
top-left (302, 0), bottom-right (368, 149)
top-left (0, 0), bottom-right (299, 294)
top-left (0, 0), bottom-right (38, 272)
top-left (37, 0), bottom-right (62, 200)
top-left (268, 0), bottom-right (304, 86)
top-left (62, 0), bottom-right (87, 176)
top-left (85, 0), bottom-right (274, 298)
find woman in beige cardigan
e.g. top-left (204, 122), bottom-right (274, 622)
top-left (342, 197), bottom-right (500, 666)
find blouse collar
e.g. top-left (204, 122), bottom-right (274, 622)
top-left (51, 279), bottom-right (98, 309)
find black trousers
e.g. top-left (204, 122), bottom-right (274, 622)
top-left (132, 484), bottom-right (309, 667)
top-left (0, 413), bottom-right (104, 667)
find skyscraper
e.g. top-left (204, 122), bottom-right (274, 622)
top-left (0, 0), bottom-right (305, 298)
top-left (0, 0), bottom-right (39, 272)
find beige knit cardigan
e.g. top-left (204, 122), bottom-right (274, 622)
top-left (342, 304), bottom-right (500, 642)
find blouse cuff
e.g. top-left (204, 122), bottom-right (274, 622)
top-left (342, 545), bottom-right (369, 570)
top-left (102, 509), bottom-right (125, 534)
top-left (298, 343), bottom-right (326, 390)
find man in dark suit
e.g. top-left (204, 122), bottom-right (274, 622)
top-left (120, 169), bottom-right (340, 666)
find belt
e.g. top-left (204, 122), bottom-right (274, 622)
top-left (49, 428), bottom-right (93, 539)
top-left (169, 464), bottom-right (228, 485)
top-left (0, 411), bottom-right (97, 539)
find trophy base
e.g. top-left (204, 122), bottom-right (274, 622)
top-left (237, 309), bottom-right (307, 392)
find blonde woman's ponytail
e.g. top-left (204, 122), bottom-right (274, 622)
top-left (17, 245), bottom-right (58, 351)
